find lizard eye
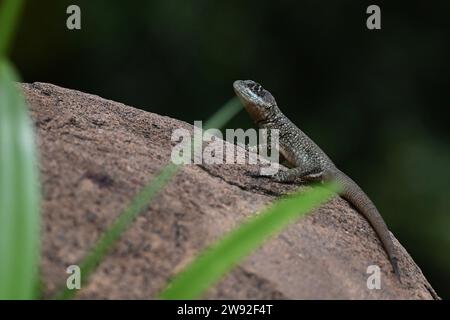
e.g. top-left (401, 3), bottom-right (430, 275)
top-left (249, 82), bottom-right (275, 106)
top-left (250, 82), bottom-right (264, 95)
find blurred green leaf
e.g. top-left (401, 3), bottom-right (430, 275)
top-left (159, 182), bottom-right (339, 300)
top-left (0, 60), bottom-right (41, 299)
top-left (203, 97), bottom-right (241, 130)
top-left (0, 0), bottom-right (25, 58)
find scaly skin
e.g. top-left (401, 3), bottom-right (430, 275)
top-left (233, 79), bottom-right (400, 280)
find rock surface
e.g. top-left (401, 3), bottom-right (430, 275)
top-left (23, 82), bottom-right (439, 299)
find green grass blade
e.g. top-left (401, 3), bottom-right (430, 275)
top-left (204, 97), bottom-right (241, 130)
top-left (53, 98), bottom-right (242, 299)
top-left (0, 60), bottom-right (41, 299)
top-left (0, 0), bottom-right (25, 58)
top-left (159, 182), bottom-right (340, 300)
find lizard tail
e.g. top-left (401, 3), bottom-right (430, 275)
top-left (332, 169), bottom-right (401, 281)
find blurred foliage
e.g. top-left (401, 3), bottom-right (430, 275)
top-left (0, 60), bottom-right (40, 299)
top-left (11, 0), bottom-right (450, 297)
top-left (0, 0), bottom-right (40, 299)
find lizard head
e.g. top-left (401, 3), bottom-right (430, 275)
top-left (233, 80), bottom-right (278, 123)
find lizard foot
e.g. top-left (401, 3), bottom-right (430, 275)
top-left (272, 170), bottom-right (304, 184)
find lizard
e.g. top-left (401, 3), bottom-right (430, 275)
top-left (233, 79), bottom-right (401, 280)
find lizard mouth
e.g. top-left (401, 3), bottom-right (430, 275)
top-left (233, 80), bottom-right (250, 97)
top-left (233, 80), bottom-right (272, 124)
top-left (233, 80), bottom-right (262, 100)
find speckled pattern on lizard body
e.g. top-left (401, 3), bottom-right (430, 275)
top-left (233, 79), bottom-right (400, 280)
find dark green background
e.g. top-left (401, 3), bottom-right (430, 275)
top-left (12, 0), bottom-right (450, 298)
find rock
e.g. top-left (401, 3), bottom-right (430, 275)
top-left (23, 82), bottom-right (439, 299)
